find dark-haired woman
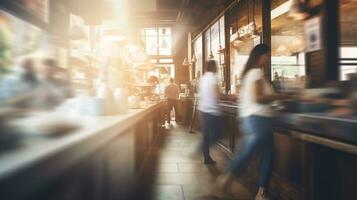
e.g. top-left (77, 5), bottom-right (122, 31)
top-left (218, 44), bottom-right (289, 200)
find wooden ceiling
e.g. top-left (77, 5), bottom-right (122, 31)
top-left (62, 0), bottom-right (357, 45)
top-left (65, 0), bottom-right (234, 31)
top-left (229, 0), bottom-right (263, 32)
top-left (340, 0), bottom-right (357, 45)
top-left (126, 0), bottom-right (235, 32)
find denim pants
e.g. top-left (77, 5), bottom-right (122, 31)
top-left (229, 115), bottom-right (274, 188)
top-left (200, 112), bottom-right (223, 161)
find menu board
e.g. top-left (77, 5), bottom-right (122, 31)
top-left (14, 0), bottom-right (49, 23)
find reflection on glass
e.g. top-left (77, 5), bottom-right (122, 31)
top-left (271, 0), bottom-right (305, 91)
top-left (230, 40), bottom-right (255, 93)
top-left (229, 0), bottom-right (262, 94)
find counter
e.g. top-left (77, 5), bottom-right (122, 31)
top-left (217, 102), bottom-right (357, 200)
top-left (0, 102), bottom-right (166, 200)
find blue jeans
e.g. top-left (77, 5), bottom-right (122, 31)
top-left (229, 115), bottom-right (274, 188)
top-left (200, 112), bottom-right (223, 161)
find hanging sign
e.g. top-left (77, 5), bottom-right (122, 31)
top-left (304, 17), bottom-right (322, 52)
top-left (237, 22), bottom-right (256, 38)
top-left (253, 36), bottom-right (261, 46)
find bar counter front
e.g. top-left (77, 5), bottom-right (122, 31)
top-left (217, 102), bottom-right (357, 200)
top-left (0, 102), bottom-right (166, 200)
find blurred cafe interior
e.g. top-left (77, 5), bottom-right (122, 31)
top-left (0, 0), bottom-right (356, 200)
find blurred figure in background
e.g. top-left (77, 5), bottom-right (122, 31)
top-left (272, 71), bottom-right (281, 92)
top-left (164, 78), bottom-right (180, 125)
top-left (0, 58), bottom-right (40, 106)
top-left (217, 44), bottom-right (289, 200)
top-left (39, 58), bottom-right (71, 109)
top-left (198, 60), bottom-right (223, 164)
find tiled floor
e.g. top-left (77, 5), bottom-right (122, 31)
top-left (139, 123), bottom-right (254, 200)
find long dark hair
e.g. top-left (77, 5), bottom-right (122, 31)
top-left (241, 44), bottom-right (270, 80)
top-left (205, 60), bottom-right (217, 72)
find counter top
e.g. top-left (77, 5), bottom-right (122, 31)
top-left (218, 103), bottom-right (357, 153)
top-left (0, 102), bottom-right (163, 182)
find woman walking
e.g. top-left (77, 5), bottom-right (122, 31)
top-left (218, 44), bottom-right (289, 200)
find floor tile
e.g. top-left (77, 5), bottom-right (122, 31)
top-left (155, 173), bottom-right (201, 185)
top-left (145, 123), bottom-right (253, 200)
top-left (153, 185), bottom-right (184, 200)
top-left (178, 163), bottom-right (211, 173)
top-left (158, 163), bottom-right (179, 173)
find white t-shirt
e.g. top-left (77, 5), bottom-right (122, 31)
top-left (198, 72), bottom-right (221, 115)
top-left (239, 68), bottom-right (273, 117)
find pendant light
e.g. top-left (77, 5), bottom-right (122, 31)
top-left (250, 0), bottom-right (260, 39)
top-left (217, 19), bottom-right (224, 54)
top-left (159, 38), bottom-right (168, 48)
top-left (191, 55), bottom-right (197, 63)
top-left (182, 57), bottom-right (190, 66)
top-left (289, 0), bottom-right (310, 20)
top-left (208, 27), bottom-right (214, 59)
top-left (161, 28), bottom-right (166, 35)
top-left (159, 28), bottom-right (169, 48)
top-left (232, 7), bottom-right (243, 47)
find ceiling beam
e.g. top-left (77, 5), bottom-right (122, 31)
top-left (176, 0), bottom-right (191, 22)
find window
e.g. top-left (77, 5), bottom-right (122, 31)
top-left (340, 47), bottom-right (357, 80)
top-left (159, 59), bottom-right (173, 63)
top-left (339, 1), bottom-right (357, 80)
top-left (270, 0), bottom-right (306, 90)
top-left (141, 27), bottom-right (172, 56)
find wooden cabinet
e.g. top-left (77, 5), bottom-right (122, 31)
top-left (176, 99), bottom-right (194, 125)
top-left (0, 103), bottom-right (165, 200)
top-left (216, 104), bottom-right (357, 200)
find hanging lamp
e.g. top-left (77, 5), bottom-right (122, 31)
top-left (191, 55), bottom-right (197, 63)
top-left (159, 38), bottom-right (169, 48)
top-left (249, 0), bottom-right (260, 39)
top-left (289, 0), bottom-right (310, 20)
top-left (208, 27), bottom-right (214, 59)
top-left (232, 8), bottom-right (243, 47)
top-left (217, 19), bottom-right (224, 54)
top-left (182, 57), bottom-right (190, 66)
top-left (159, 28), bottom-right (169, 48)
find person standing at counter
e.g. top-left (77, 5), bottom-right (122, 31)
top-left (197, 60), bottom-right (223, 164)
top-left (218, 44), bottom-right (289, 200)
top-left (39, 58), bottom-right (72, 109)
top-left (165, 78), bottom-right (180, 124)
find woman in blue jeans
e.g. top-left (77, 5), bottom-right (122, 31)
top-left (218, 44), bottom-right (289, 200)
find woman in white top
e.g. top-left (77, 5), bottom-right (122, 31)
top-left (218, 44), bottom-right (289, 200)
